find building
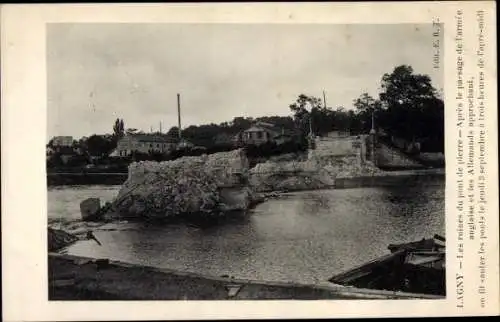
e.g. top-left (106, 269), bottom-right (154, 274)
top-left (234, 121), bottom-right (287, 146)
top-left (110, 133), bottom-right (178, 157)
top-left (51, 136), bottom-right (73, 147)
top-left (177, 138), bottom-right (195, 150)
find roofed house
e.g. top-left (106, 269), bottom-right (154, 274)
top-left (110, 133), bottom-right (178, 157)
top-left (51, 136), bottom-right (73, 148)
top-left (177, 138), bottom-right (195, 150)
top-left (234, 122), bottom-right (296, 146)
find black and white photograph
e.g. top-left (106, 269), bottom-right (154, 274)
top-left (46, 23), bottom-right (446, 300)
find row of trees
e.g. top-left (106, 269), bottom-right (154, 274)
top-left (288, 65), bottom-right (444, 152)
top-left (48, 64), bottom-right (444, 164)
top-left (47, 118), bottom-right (129, 169)
top-left (168, 65), bottom-right (443, 153)
top-left (163, 115), bottom-right (297, 148)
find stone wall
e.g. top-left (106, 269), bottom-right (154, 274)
top-left (311, 136), bottom-right (363, 158)
top-left (375, 142), bottom-right (424, 169)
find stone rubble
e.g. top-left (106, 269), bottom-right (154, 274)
top-left (106, 149), bottom-right (252, 220)
top-left (99, 148), bottom-right (385, 219)
top-left (80, 198), bottom-right (101, 221)
top-left (249, 155), bottom-right (383, 192)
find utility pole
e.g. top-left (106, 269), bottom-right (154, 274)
top-left (370, 109), bottom-right (376, 134)
top-left (307, 101), bottom-right (313, 138)
top-left (308, 101), bottom-right (314, 151)
top-left (160, 121), bottom-right (162, 134)
top-left (370, 109), bottom-right (376, 164)
top-left (323, 90), bottom-right (327, 109)
top-left (309, 114), bottom-right (313, 137)
top-left (177, 93), bottom-right (182, 140)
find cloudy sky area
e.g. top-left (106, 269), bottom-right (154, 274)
top-left (47, 23), bottom-right (443, 140)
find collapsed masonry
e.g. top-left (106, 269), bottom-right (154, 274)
top-left (249, 155), bottom-right (383, 192)
top-left (97, 149), bottom-right (383, 220)
top-left (104, 149), bottom-right (254, 220)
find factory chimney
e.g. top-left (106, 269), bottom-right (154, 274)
top-left (177, 93), bottom-right (182, 140)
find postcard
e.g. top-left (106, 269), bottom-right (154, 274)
top-left (1, 2), bottom-right (498, 320)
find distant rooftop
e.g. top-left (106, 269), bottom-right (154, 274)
top-left (128, 133), bottom-right (178, 143)
top-left (243, 121), bottom-right (299, 138)
top-left (244, 121), bottom-right (281, 134)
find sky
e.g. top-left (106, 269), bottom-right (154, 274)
top-left (47, 23), bottom-right (443, 140)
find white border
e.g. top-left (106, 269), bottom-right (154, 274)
top-left (1, 2), bottom-right (498, 320)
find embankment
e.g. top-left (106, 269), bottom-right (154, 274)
top-left (335, 169), bottom-right (445, 189)
top-left (49, 253), bottom-right (443, 300)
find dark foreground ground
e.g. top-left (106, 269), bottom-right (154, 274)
top-left (49, 254), bottom-right (443, 300)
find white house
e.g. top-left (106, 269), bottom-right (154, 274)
top-left (233, 122), bottom-right (292, 146)
top-left (51, 136), bottom-right (73, 147)
top-left (110, 133), bottom-right (178, 157)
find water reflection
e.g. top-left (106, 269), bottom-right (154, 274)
top-left (52, 178), bottom-right (445, 284)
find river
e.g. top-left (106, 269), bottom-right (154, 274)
top-left (48, 177), bottom-right (444, 285)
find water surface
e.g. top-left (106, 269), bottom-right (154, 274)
top-left (48, 179), bottom-right (444, 284)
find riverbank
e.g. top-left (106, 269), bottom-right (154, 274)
top-left (47, 172), bottom-right (127, 186)
top-left (47, 167), bottom-right (444, 189)
top-left (49, 253), bottom-right (443, 300)
top-left (334, 168), bottom-right (445, 189)
top-left (251, 167), bottom-right (444, 193)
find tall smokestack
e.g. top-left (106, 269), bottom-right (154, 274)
top-left (177, 93), bottom-right (182, 139)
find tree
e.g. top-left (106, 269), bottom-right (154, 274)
top-left (113, 118), bottom-right (125, 139)
top-left (166, 126), bottom-right (180, 139)
top-left (289, 94), bottom-right (325, 136)
top-left (380, 65), bottom-right (437, 107)
top-left (377, 65), bottom-right (444, 151)
top-left (231, 117), bottom-right (253, 133)
top-left (86, 135), bottom-right (115, 157)
top-left (353, 93), bottom-right (381, 113)
top-left (353, 93), bottom-right (382, 132)
top-left (47, 153), bottom-right (63, 168)
top-left (331, 107), bottom-right (352, 133)
top-left (256, 116), bottom-right (295, 130)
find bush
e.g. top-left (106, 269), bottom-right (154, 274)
top-left (66, 154), bottom-right (89, 167)
top-left (47, 154), bottom-right (64, 168)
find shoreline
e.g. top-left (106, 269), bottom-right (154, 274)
top-left (47, 168), bottom-right (444, 224)
top-left (47, 167), bottom-right (445, 188)
top-left (49, 253), bottom-right (444, 300)
top-left (47, 166), bottom-right (445, 301)
top-left (47, 172), bottom-right (128, 186)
